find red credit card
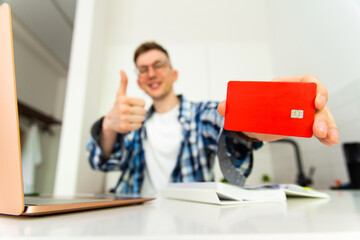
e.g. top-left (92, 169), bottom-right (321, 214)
top-left (224, 81), bottom-right (316, 138)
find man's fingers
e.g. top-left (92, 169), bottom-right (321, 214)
top-left (313, 116), bottom-right (328, 139)
top-left (323, 107), bottom-right (339, 144)
top-left (115, 70), bottom-right (146, 108)
top-left (217, 100), bottom-right (226, 117)
top-left (128, 106), bottom-right (147, 115)
top-left (120, 114), bottom-right (146, 124)
top-left (122, 97), bottom-right (146, 107)
top-left (300, 75), bottom-right (328, 110)
top-left (314, 89), bottom-right (328, 110)
top-left (313, 106), bottom-right (339, 145)
top-left (117, 70), bottom-right (128, 96)
top-left (117, 122), bottom-right (142, 132)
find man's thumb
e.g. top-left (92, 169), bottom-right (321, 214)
top-left (117, 70), bottom-right (128, 96)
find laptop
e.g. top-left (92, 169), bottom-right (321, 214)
top-left (0, 3), bottom-right (154, 216)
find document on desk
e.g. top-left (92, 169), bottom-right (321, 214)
top-left (244, 184), bottom-right (330, 199)
top-left (161, 182), bottom-right (287, 205)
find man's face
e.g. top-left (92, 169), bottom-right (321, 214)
top-left (136, 49), bottom-right (178, 101)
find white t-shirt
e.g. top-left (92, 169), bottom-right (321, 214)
top-left (142, 104), bottom-right (182, 196)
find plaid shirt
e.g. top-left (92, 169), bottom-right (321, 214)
top-left (87, 95), bottom-right (262, 194)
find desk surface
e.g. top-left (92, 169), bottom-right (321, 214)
top-left (1, 190), bottom-right (360, 239)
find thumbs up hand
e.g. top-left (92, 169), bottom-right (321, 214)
top-left (102, 70), bottom-right (147, 134)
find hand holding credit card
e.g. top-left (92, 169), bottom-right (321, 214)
top-left (224, 81), bottom-right (316, 138)
top-left (217, 75), bottom-right (339, 145)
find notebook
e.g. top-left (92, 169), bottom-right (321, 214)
top-left (161, 182), bottom-right (329, 205)
top-left (243, 184), bottom-right (330, 198)
top-left (0, 3), bottom-right (154, 216)
top-left (161, 182), bottom-right (287, 205)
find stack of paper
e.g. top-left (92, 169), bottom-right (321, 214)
top-left (161, 182), bottom-right (329, 205)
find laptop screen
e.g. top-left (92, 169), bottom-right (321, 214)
top-left (0, 3), bottom-right (26, 216)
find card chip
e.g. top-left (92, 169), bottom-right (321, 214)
top-left (291, 110), bottom-right (304, 119)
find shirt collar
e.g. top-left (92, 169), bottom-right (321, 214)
top-left (145, 95), bottom-right (192, 124)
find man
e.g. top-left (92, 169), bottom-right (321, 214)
top-left (87, 42), bottom-right (338, 195)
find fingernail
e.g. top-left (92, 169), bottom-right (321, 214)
top-left (319, 95), bottom-right (327, 106)
top-left (328, 129), bottom-right (339, 142)
top-left (317, 122), bottom-right (327, 135)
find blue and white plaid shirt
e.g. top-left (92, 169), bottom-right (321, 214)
top-left (87, 95), bottom-right (262, 194)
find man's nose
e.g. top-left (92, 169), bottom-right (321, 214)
top-left (147, 66), bottom-right (156, 77)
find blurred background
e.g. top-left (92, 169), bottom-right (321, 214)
top-left (2, 0), bottom-right (359, 195)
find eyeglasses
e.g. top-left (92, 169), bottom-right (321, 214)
top-left (136, 60), bottom-right (169, 75)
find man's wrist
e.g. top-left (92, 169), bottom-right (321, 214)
top-left (100, 126), bottom-right (117, 143)
top-left (90, 116), bottom-right (117, 144)
top-left (234, 131), bottom-right (261, 142)
top-left (98, 120), bottom-right (118, 160)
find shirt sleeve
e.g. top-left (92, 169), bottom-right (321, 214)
top-left (86, 117), bottom-right (130, 172)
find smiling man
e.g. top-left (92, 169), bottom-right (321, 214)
top-left (87, 41), bottom-right (338, 195)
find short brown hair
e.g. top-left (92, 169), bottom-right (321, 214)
top-left (134, 41), bottom-right (170, 64)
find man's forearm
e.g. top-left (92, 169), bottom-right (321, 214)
top-left (99, 128), bottom-right (117, 159)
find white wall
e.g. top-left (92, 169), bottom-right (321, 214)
top-left (54, 0), bottom-right (108, 195)
top-left (58, 0), bottom-right (360, 193)
top-left (266, 0), bottom-right (360, 189)
top-left (12, 16), bottom-right (67, 194)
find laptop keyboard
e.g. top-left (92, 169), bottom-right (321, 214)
top-left (25, 196), bottom-right (111, 205)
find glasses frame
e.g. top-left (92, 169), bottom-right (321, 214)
top-left (135, 59), bottom-right (170, 75)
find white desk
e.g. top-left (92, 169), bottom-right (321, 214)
top-left (0, 190), bottom-right (360, 239)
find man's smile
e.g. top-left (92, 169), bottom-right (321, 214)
top-left (148, 82), bottom-right (161, 90)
